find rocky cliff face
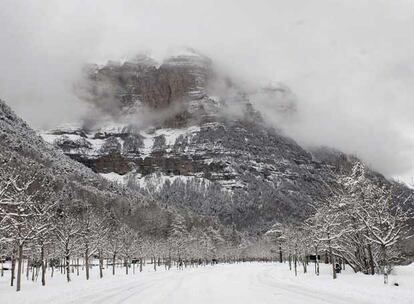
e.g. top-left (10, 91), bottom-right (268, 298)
top-left (40, 50), bottom-right (410, 233)
top-left (75, 49), bottom-right (216, 128)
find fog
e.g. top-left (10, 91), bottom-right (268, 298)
top-left (1, 0), bottom-right (414, 181)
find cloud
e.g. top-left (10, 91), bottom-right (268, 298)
top-left (1, 0), bottom-right (414, 180)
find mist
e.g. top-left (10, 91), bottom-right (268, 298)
top-left (1, 0), bottom-right (414, 181)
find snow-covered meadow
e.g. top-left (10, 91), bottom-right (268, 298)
top-left (1, 261), bottom-right (413, 304)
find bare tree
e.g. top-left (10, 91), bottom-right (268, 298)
top-left (53, 204), bottom-right (82, 283)
top-left (79, 206), bottom-right (109, 280)
top-left (119, 224), bottom-right (138, 275)
top-left (0, 175), bottom-right (55, 291)
top-left (265, 222), bottom-right (286, 263)
top-left (354, 185), bottom-right (412, 283)
top-left (107, 220), bottom-right (122, 276)
top-left (306, 195), bottom-right (350, 279)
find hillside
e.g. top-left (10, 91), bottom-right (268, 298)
top-left (0, 98), bottom-right (225, 238)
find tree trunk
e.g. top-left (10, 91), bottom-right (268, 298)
top-left (26, 257), bottom-right (30, 280)
top-left (10, 251), bottom-right (16, 287)
top-left (112, 253), bottom-right (116, 275)
top-left (85, 243), bottom-right (90, 280)
top-left (99, 251), bottom-right (103, 279)
top-left (303, 257), bottom-right (307, 273)
top-left (381, 244), bottom-right (388, 284)
top-left (288, 253), bottom-right (292, 270)
top-left (367, 243), bottom-right (375, 275)
top-left (140, 258), bottom-right (143, 272)
top-left (328, 238), bottom-right (336, 279)
top-left (65, 241), bottom-right (70, 283)
top-left (279, 245), bottom-right (283, 263)
top-left (125, 258), bottom-right (128, 275)
top-left (294, 249), bottom-right (297, 277)
top-left (41, 244), bottom-right (46, 286)
top-left (16, 244), bottom-right (24, 292)
top-left (315, 245), bottom-right (320, 276)
top-left (32, 263), bottom-right (36, 281)
top-left (153, 256), bottom-right (157, 271)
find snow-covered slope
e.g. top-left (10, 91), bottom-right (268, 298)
top-left (0, 98), bottom-right (219, 237)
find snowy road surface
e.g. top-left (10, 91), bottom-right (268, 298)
top-left (1, 262), bottom-right (413, 304)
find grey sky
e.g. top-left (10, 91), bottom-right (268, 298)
top-left (1, 0), bottom-right (414, 181)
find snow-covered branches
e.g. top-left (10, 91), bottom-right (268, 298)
top-left (299, 162), bottom-right (414, 282)
top-left (0, 174), bottom-right (56, 291)
top-left (264, 162), bottom-right (414, 283)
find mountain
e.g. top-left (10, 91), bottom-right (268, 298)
top-left (39, 49), bottom-right (413, 240)
top-left (0, 97), bottom-right (226, 238)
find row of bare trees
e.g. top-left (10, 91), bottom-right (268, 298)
top-left (0, 172), bottom-right (260, 292)
top-left (266, 162), bottom-right (413, 284)
top-left (2, 160), bottom-right (412, 292)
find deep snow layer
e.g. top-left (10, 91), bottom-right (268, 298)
top-left (1, 262), bottom-right (413, 304)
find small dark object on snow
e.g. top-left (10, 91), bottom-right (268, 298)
top-left (394, 283), bottom-right (399, 286)
top-left (335, 263), bottom-right (342, 274)
top-left (308, 255), bottom-right (321, 261)
top-left (178, 259), bottom-right (184, 270)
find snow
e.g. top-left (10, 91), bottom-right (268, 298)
top-left (89, 138), bottom-right (106, 153)
top-left (218, 179), bottom-right (245, 189)
top-left (140, 131), bottom-right (155, 158)
top-left (40, 133), bottom-right (60, 143)
top-left (95, 124), bottom-right (131, 134)
top-left (41, 133), bottom-right (84, 143)
top-left (40, 132), bottom-right (107, 155)
top-left (155, 127), bottom-right (199, 146)
top-left (40, 125), bottom-right (201, 159)
top-left (139, 126), bottom-right (200, 157)
top-left (135, 172), bottom-right (210, 190)
top-left (1, 262), bottom-right (413, 304)
top-left (100, 172), bottom-right (126, 185)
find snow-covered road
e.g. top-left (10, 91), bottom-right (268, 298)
top-left (1, 262), bottom-right (413, 304)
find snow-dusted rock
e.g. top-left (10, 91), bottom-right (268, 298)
top-left (39, 52), bottom-right (413, 237)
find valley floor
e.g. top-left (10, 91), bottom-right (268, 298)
top-left (1, 262), bottom-right (413, 304)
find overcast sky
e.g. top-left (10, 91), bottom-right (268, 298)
top-left (1, 0), bottom-right (414, 182)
